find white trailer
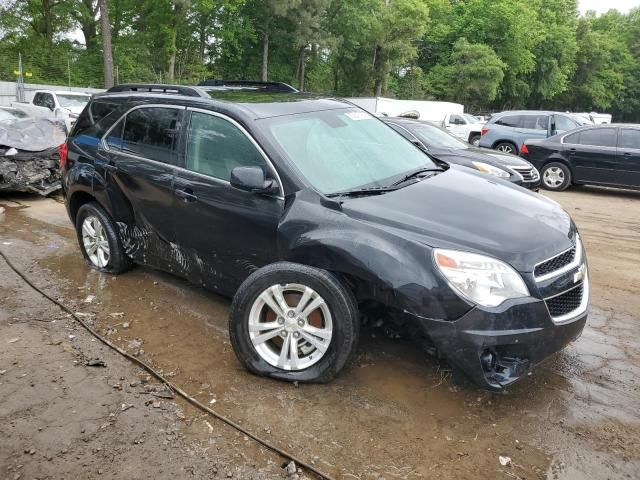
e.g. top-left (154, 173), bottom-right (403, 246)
top-left (346, 97), bottom-right (485, 145)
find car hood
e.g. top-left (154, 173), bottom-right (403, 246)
top-left (0, 118), bottom-right (66, 152)
top-left (340, 166), bottom-right (573, 272)
top-left (430, 146), bottom-right (531, 168)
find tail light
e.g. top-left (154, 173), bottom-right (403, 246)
top-left (520, 144), bottom-right (529, 155)
top-left (59, 143), bottom-right (68, 169)
top-left (481, 128), bottom-right (489, 136)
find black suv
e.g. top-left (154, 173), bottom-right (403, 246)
top-left (61, 82), bottom-right (589, 391)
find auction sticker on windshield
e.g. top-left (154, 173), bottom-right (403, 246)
top-left (345, 111), bottom-right (372, 121)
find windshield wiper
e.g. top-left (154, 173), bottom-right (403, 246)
top-left (389, 167), bottom-right (443, 187)
top-left (325, 186), bottom-right (398, 198)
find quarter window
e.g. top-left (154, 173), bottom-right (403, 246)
top-left (566, 128), bottom-right (617, 148)
top-left (122, 107), bottom-right (181, 164)
top-left (106, 120), bottom-right (124, 150)
top-left (185, 111), bottom-right (267, 181)
top-left (619, 129), bottom-right (640, 150)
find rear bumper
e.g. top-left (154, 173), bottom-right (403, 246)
top-left (406, 298), bottom-right (586, 391)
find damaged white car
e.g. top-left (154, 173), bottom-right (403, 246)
top-left (0, 107), bottom-right (66, 196)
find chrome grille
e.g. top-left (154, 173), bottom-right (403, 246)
top-left (546, 284), bottom-right (583, 318)
top-left (534, 235), bottom-right (582, 282)
top-left (534, 246), bottom-right (576, 278)
top-left (510, 165), bottom-right (540, 182)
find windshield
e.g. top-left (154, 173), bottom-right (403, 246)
top-left (58, 94), bottom-right (91, 108)
top-left (0, 108), bottom-right (28, 124)
top-left (403, 122), bottom-right (469, 150)
top-left (261, 109), bottom-right (438, 194)
top-left (464, 114), bottom-right (481, 124)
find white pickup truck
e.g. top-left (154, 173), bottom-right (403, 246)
top-left (441, 112), bottom-right (486, 146)
top-left (11, 90), bottom-right (92, 132)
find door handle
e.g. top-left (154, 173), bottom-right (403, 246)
top-left (623, 152), bottom-right (632, 156)
top-left (568, 148), bottom-right (577, 154)
top-left (175, 188), bottom-right (198, 202)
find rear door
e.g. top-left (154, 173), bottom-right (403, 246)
top-left (172, 108), bottom-right (284, 293)
top-left (562, 127), bottom-right (618, 184)
top-left (99, 105), bottom-right (184, 269)
top-left (617, 128), bottom-right (640, 187)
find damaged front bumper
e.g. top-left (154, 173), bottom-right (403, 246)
top-left (0, 147), bottom-right (61, 196)
top-left (406, 296), bottom-right (587, 391)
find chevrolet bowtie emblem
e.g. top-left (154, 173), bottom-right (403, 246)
top-left (574, 264), bottom-right (586, 284)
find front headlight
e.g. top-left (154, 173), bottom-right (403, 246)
top-left (471, 161), bottom-right (510, 178)
top-left (434, 249), bottom-right (530, 307)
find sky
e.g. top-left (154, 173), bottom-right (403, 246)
top-left (579, 0), bottom-right (640, 14)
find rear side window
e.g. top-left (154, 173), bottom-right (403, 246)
top-left (565, 128), bottom-right (617, 147)
top-left (555, 115), bottom-right (578, 132)
top-left (495, 115), bottom-right (521, 127)
top-left (72, 98), bottom-right (126, 138)
top-left (122, 107), bottom-right (182, 164)
top-left (185, 111), bottom-right (266, 181)
top-left (521, 115), bottom-right (549, 130)
top-left (619, 129), bottom-right (640, 150)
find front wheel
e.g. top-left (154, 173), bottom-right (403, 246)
top-left (541, 162), bottom-right (571, 191)
top-left (469, 134), bottom-right (481, 147)
top-left (229, 263), bottom-right (359, 383)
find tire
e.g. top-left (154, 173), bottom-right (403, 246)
top-left (469, 134), bottom-right (481, 147)
top-left (75, 202), bottom-right (133, 274)
top-left (229, 262), bottom-right (359, 383)
top-left (494, 141), bottom-right (518, 155)
top-left (541, 162), bottom-right (571, 191)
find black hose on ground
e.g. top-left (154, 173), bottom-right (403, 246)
top-left (0, 249), bottom-right (336, 480)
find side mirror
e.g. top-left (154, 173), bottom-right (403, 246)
top-left (230, 166), bottom-right (278, 194)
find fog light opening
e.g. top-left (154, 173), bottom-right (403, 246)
top-left (481, 349), bottom-right (498, 372)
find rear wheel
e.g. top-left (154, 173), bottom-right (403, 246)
top-left (229, 262), bottom-right (359, 383)
top-left (75, 202), bottom-right (132, 274)
top-left (469, 134), bottom-right (481, 147)
top-left (495, 141), bottom-right (518, 155)
top-left (541, 162), bottom-right (571, 191)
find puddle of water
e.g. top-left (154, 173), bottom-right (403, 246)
top-left (2, 196), bottom-right (639, 479)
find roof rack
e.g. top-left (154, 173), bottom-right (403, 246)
top-left (105, 84), bottom-right (209, 97)
top-left (197, 79), bottom-right (298, 93)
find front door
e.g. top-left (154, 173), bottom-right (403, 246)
top-left (172, 109), bottom-right (284, 294)
top-left (98, 105), bottom-right (184, 269)
top-left (563, 127), bottom-right (619, 184)
top-left (617, 128), bottom-right (640, 187)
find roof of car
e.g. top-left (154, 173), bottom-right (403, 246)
top-left (96, 87), bottom-right (355, 120)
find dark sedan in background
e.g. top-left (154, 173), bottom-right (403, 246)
top-left (385, 117), bottom-right (541, 190)
top-left (522, 124), bottom-right (640, 191)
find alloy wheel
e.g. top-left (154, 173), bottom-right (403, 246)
top-left (543, 167), bottom-right (565, 189)
top-left (82, 215), bottom-right (110, 268)
top-left (497, 144), bottom-right (514, 154)
top-left (248, 283), bottom-right (333, 371)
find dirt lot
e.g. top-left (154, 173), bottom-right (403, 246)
top-left (1, 186), bottom-right (639, 480)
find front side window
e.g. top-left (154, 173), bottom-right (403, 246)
top-left (565, 128), bottom-right (617, 147)
top-left (33, 93), bottom-right (45, 107)
top-left (42, 94), bottom-right (55, 110)
top-left (260, 109), bottom-right (438, 194)
top-left (450, 114), bottom-right (465, 125)
top-left (619, 129), bottom-right (640, 150)
top-left (122, 107), bottom-right (181, 164)
top-left (185, 111), bottom-right (267, 181)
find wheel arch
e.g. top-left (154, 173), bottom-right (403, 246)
top-left (68, 190), bottom-right (97, 224)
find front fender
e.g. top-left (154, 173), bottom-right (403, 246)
top-left (279, 192), bottom-right (471, 321)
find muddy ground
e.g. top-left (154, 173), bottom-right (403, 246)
top-left (0, 186), bottom-right (639, 480)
